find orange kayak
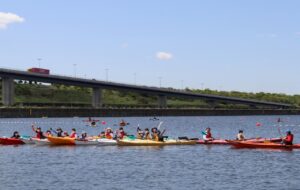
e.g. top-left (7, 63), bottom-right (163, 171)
top-left (47, 136), bottom-right (75, 145)
top-left (227, 140), bottom-right (300, 149)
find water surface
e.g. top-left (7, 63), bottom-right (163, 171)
top-left (0, 116), bottom-right (299, 190)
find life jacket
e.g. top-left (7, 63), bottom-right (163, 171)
top-left (36, 131), bottom-right (45, 139)
top-left (152, 133), bottom-right (159, 141)
top-left (206, 132), bottom-right (212, 139)
top-left (285, 134), bottom-right (294, 143)
top-left (105, 132), bottom-right (113, 139)
top-left (144, 132), bottom-right (151, 140)
top-left (70, 133), bottom-right (77, 138)
top-left (119, 131), bottom-right (125, 139)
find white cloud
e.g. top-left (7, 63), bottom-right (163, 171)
top-left (0, 12), bottom-right (24, 29)
top-left (156, 51), bottom-right (173, 60)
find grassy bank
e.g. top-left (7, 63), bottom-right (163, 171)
top-left (0, 82), bottom-right (299, 108)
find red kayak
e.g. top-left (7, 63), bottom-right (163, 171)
top-left (227, 140), bottom-right (300, 149)
top-left (0, 137), bottom-right (25, 145)
top-left (197, 137), bottom-right (282, 145)
top-left (197, 139), bottom-right (228, 145)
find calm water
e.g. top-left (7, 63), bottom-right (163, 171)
top-left (0, 116), bottom-right (300, 190)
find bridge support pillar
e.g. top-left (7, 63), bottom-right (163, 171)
top-left (158, 95), bottom-right (167, 108)
top-left (92, 87), bottom-right (103, 108)
top-left (2, 77), bottom-right (15, 106)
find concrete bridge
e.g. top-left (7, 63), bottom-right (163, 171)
top-left (0, 68), bottom-right (293, 109)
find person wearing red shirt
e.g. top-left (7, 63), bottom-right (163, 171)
top-left (117, 127), bottom-right (126, 139)
top-left (69, 128), bottom-right (78, 138)
top-left (105, 128), bottom-right (114, 139)
top-left (283, 131), bottom-right (294, 145)
top-left (32, 125), bottom-right (46, 139)
top-left (202, 128), bottom-right (214, 141)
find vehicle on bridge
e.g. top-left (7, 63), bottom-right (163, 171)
top-left (28, 68), bottom-right (50, 75)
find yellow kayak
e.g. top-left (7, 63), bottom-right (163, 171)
top-left (47, 136), bottom-right (75, 145)
top-left (118, 139), bottom-right (196, 146)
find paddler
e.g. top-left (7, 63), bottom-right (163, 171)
top-left (282, 131), bottom-right (294, 145)
top-left (202, 128), bottom-right (213, 141)
top-left (11, 131), bottom-right (21, 139)
top-left (117, 127), bottom-right (126, 139)
top-left (98, 131), bottom-right (105, 138)
top-left (151, 127), bottom-right (160, 141)
top-left (45, 130), bottom-right (52, 137)
top-left (69, 128), bottom-right (78, 138)
top-left (80, 131), bottom-right (88, 140)
top-left (50, 128), bottom-right (63, 137)
top-left (236, 130), bottom-right (245, 141)
top-left (32, 125), bottom-right (46, 139)
top-left (136, 127), bottom-right (144, 139)
top-left (144, 128), bottom-right (151, 140)
top-left (105, 128), bottom-right (114, 139)
top-left (119, 119), bottom-right (127, 127)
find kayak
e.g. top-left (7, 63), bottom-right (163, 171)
top-left (20, 137), bottom-right (35, 144)
top-left (118, 139), bottom-right (196, 146)
top-left (227, 140), bottom-right (300, 149)
top-left (197, 137), bottom-right (282, 145)
top-left (0, 137), bottom-right (25, 145)
top-left (75, 139), bottom-right (99, 145)
top-left (247, 137), bottom-right (282, 143)
top-left (97, 138), bottom-right (117, 146)
top-left (31, 138), bottom-right (50, 145)
top-left (197, 139), bottom-right (228, 145)
top-left (47, 136), bottom-right (75, 145)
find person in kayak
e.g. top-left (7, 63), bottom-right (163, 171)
top-left (151, 127), bottom-right (161, 141)
top-left (32, 125), bottom-right (46, 139)
top-left (119, 120), bottom-right (127, 127)
top-left (11, 131), bottom-right (21, 139)
top-left (80, 131), bottom-right (88, 140)
top-left (98, 131), bottom-right (105, 138)
top-left (45, 130), bottom-right (52, 137)
top-left (144, 128), bottom-right (151, 140)
top-left (105, 128), bottom-right (114, 139)
top-left (236, 130), bottom-right (245, 141)
top-left (117, 127), bottom-right (126, 139)
top-left (136, 127), bottom-right (144, 139)
top-left (50, 128), bottom-right (64, 137)
top-left (202, 128), bottom-right (213, 141)
top-left (282, 131), bottom-right (294, 145)
top-left (69, 128), bottom-right (78, 138)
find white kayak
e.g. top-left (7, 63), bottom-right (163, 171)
top-left (97, 138), bottom-right (117, 146)
top-left (75, 139), bottom-right (99, 145)
top-left (31, 138), bottom-right (50, 145)
top-left (20, 136), bottom-right (35, 144)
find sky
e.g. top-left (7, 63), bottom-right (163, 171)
top-left (1, 0), bottom-right (300, 94)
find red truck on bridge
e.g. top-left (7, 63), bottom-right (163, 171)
top-left (27, 68), bottom-right (50, 75)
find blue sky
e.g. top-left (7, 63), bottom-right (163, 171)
top-left (1, 0), bottom-right (300, 94)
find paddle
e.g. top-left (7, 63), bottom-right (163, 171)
top-left (157, 121), bottom-right (164, 130)
top-left (278, 127), bottom-right (283, 139)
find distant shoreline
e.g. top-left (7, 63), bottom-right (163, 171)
top-left (0, 108), bottom-right (299, 118)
